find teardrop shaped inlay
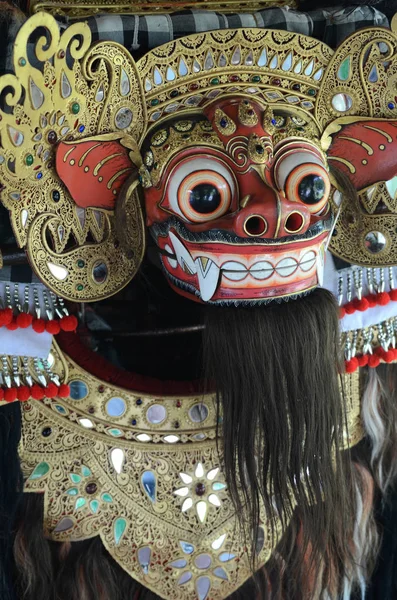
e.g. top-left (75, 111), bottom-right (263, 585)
top-left (337, 57), bottom-right (351, 81)
top-left (141, 470), bottom-right (156, 502)
top-left (110, 448), bottom-right (125, 474)
top-left (61, 71), bottom-right (72, 99)
top-left (257, 47), bottom-right (268, 67)
top-left (113, 518), bottom-right (127, 545)
top-left (369, 64), bottom-right (378, 83)
top-left (313, 68), bottom-right (323, 81)
top-left (29, 461), bottom-right (50, 480)
top-left (29, 77), bottom-right (44, 109)
top-left (178, 58), bottom-right (188, 76)
top-left (231, 46), bottom-right (241, 65)
top-left (47, 261), bottom-right (68, 281)
top-left (120, 69), bottom-right (130, 96)
top-left (304, 59), bottom-right (314, 76)
top-left (153, 67), bottom-right (163, 86)
top-left (245, 50), bottom-right (254, 66)
top-left (21, 209), bottom-right (29, 227)
top-left (166, 66), bottom-right (176, 81)
top-left (137, 546), bottom-right (151, 574)
top-left (204, 51), bottom-right (214, 70)
top-left (294, 60), bottom-right (302, 74)
top-left (95, 84), bottom-right (105, 102)
top-left (196, 576), bottom-right (211, 600)
top-left (218, 53), bottom-right (227, 67)
top-left (8, 126), bottom-right (24, 147)
top-left (269, 55), bottom-right (278, 69)
top-left (282, 52), bottom-right (293, 71)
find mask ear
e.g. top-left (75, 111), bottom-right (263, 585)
top-left (0, 13), bottom-right (147, 301)
top-left (322, 117), bottom-right (397, 191)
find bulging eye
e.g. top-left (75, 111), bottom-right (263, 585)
top-left (167, 157), bottom-right (236, 223)
top-left (285, 163), bottom-right (330, 213)
top-left (273, 149), bottom-right (330, 213)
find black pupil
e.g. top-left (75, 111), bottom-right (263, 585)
top-left (189, 183), bottom-right (221, 214)
top-left (298, 174), bottom-right (325, 205)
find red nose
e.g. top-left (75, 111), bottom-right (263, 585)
top-left (234, 191), bottom-right (312, 239)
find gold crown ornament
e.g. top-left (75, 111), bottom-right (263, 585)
top-left (0, 336), bottom-right (362, 600)
top-left (2, 14), bottom-right (397, 304)
top-left (28, 0), bottom-right (297, 18)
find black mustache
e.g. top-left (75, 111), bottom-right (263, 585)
top-left (150, 215), bottom-right (333, 245)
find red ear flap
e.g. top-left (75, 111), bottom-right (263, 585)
top-left (325, 119), bottom-right (397, 190)
top-left (56, 134), bottom-right (140, 210)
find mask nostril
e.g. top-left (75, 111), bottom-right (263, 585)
top-left (244, 215), bottom-right (268, 237)
top-left (285, 212), bottom-right (304, 233)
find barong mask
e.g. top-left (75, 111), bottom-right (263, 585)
top-left (2, 15), bottom-right (397, 302)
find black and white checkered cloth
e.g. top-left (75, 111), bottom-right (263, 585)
top-left (63, 6), bottom-right (388, 57)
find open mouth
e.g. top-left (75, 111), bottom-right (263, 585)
top-left (151, 219), bottom-right (331, 304)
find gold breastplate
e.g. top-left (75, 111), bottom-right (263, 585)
top-left (16, 339), bottom-right (362, 600)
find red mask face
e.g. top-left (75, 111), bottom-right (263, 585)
top-left (144, 98), bottom-right (333, 304)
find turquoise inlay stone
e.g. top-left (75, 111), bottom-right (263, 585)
top-left (337, 57), bottom-right (351, 81)
top-left (65, 487), bottom-right (78, 496)
top-left (90, 500), bottom-right (99, 514)
top-left (81, 465), bottom-right (92, 477)
top-left (29, 462), bottom-right (50, 480)
top-left (108, 428), bottom-right (123, 437)
top-left (102, 492), bottom-right (113, 503)
top-left (212, 482), bottom-right (226, 491)
top-left (114, 518), bottom-right (127, 545)
top-left (141, 471), bottom-right (156, 502)
top-left (55, 404), bottom-right (67, 415)
top-left (75, 497), bottom-right (86, 510)
top-left (70, 473), bottom-right (82, 483)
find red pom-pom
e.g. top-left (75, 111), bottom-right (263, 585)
top-left (46, 320), bottom-right (61, 335)
top-left (4, 388), bottom-right (17, 403)
top-left (45, 383), bottom-right (59, 398)
top-left (30, 385), bottom-right (45, 400)
top-left (16, 312), bottom-right (33, 328)
top-left (17, 386), bottom-right (31, 402)
top-left (0, 388), bottom-right (4, 401)
top-left (374, 346), bottom-right (385, 357)
top-left (384, 350), bottom-right (396, 363)
top-left (390, 289), bottom-right (397, 302)
top-left (344, 302), bottom-right (356, 315)
top-left (368, 354), bottom-right (381, 368)
top-left (345, 357), bottom-right (359, 373)
top-left (2, 308), bottom-right (13, 325)
top-left (357, 354), bottom-right (369, 367)
top-left (352, 297), bottom-right (369, 312)
top-left (0, 311), bottom-right (5, 327)
top-left (377, 292), bottom-right (390, 306)
top-left (32, 318), bottom-right (46, 333)
top-left (367, 294), bottom-right (377, 308)
top-left (339, 307), bottom-right (346, 319)
top-left (6, 319), bottom-right (18, 331)
top-left (58, 384), bottom-right (70, 398)
top-left (60, 315), bottom-right (78, 332)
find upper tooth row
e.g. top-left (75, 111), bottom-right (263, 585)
top-left (222, 252), bottom-right (316, 281)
